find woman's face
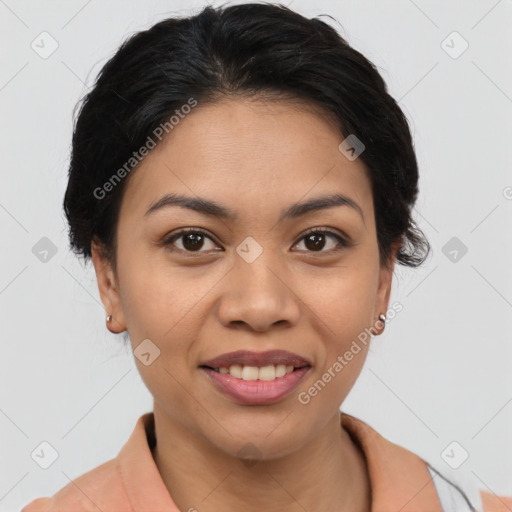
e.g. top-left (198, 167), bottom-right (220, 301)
top-left (92, 97), bottom-right (397, 459)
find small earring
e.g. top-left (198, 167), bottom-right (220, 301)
top-left (106, 314), bottom-right (112, 323)
top-left (373, 313), bottom-right (386, 336)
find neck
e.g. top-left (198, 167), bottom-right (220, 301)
top-left (152, 405), bottom-right (372, 512)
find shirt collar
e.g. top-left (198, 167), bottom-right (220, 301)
top-left (117, 412), bottom-right (178, 511)
top-left (341, 413), bottom-right (443, 511)
top-left (117, 411), bottom-right (442, 512)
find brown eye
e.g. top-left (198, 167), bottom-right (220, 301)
top-left (162, 227), bottom-right (350, 255)
top-left (293, 229), bottom-right (349, 253)
top-left (163, 228), bottom-right (220, 253)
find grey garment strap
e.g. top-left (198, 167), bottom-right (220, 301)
top-left (427, 464), bottom-right (479, 512)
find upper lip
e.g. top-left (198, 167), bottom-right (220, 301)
top-left (199, 350), bottom-right (311, 369)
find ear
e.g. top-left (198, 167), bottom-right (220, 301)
top-left (372, 239), bottom-right (401, 335)
top-left (91, 240), bottom-right (127, 334)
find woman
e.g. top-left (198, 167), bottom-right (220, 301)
top-left (22, 2), bottom-right (496, 511)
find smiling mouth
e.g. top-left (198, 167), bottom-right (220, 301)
top-left (199, 363), bottom-right (311, 405)
top-left (199, 363), bottom-right (310, 381)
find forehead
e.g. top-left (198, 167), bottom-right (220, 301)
top-left (119, 98), bottom-right (373, 223)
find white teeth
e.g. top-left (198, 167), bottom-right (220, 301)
top-left (216, 364), bottom-right (296, 380)
top-left (229, 364), bottom-right (243, 378)
top-left (242, 366), bottom-right (259, 380)
top-left (258, 365), bottom-right (276, 381)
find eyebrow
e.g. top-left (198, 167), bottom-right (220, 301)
top-left (144, 192), bottom-right (364, 223)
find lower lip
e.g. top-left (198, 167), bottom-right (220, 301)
top-left (200, 366), bottom-right (310, 405)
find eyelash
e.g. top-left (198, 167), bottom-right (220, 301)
top-left (161, 227), bottom-right (350, 255)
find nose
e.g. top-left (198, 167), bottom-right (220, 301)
top-left (217, 252), bottom-right (301, 333)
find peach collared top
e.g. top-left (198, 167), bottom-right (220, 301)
top-left (21, 412), bottom-right (498, 512)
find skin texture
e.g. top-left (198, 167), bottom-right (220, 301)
top-left (91, 97), bottom-right (399, 512)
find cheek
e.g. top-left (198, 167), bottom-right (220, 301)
top-left (116, 245), bottom-right (189, 336)
top-left (313, 266), bottom-right (378, 338)
top-left (118, 267), bottom-right (170, 341)
top-left (117, 260), bottom-right (204, 416)
top-left (116, 251), bottom-right (212, 372)
top-left (304, 267), bottom-right (376, 399)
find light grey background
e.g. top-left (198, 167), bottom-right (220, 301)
top-left (1, 1), bottom-right (511, 511)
